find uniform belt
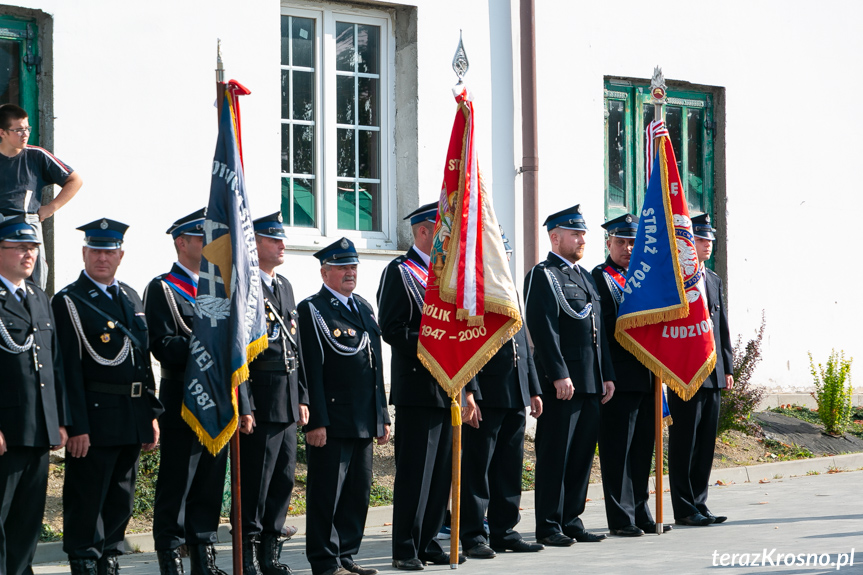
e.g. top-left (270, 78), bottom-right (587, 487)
top-left (250, 358), bottom-right (298, 373)
top-left (160, 367), bottom-right (185, 381)
top-left (86, 381), bottom-right (145, 397)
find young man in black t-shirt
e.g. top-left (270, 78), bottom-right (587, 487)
top-left (0, 104), bottom-right (83, 289)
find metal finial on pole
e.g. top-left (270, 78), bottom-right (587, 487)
top-left (650, 65), bottom-right (666, 117)
top-left (452, 30), bottom-right (469, 85)
top-left (216, 38), bottom-right (225, 83)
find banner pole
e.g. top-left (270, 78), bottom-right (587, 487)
top-left (450, 399), bottom-right (462, 568)
top-left (649, 66), bottom-right (666, 536)
top-left (215, 39), bottom-right (244, 574)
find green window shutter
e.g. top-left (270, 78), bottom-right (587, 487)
top-left (0, 16), bottom-right (39, 144)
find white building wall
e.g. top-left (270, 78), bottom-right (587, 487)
top-left (5, 0), bottom-right (859, 390)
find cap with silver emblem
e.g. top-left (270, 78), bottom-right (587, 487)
top-left (601, 213), bottom-right (639, 238)
top-left (543, 204), bottom-right (588, 232)
top-left (77, 218), bottom-right (129, 250)
top-left (166, 207), bottom-right (206, 239)
top-left (253, 211), bottom-right (288, 240)
top-left (314, 237), bottom-right (359, 266)
top-left (0, 215), bottom-right (41, 244)
top-left (691, 213), bottom-right (716, 240)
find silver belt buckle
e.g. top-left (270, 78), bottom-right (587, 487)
top-left (286, 357), bottom-right (298, 373)
top-left (131, 382), bottom-right (143, 397)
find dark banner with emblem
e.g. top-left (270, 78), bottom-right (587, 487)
top-left (182, 82), bottom-right (268, 455)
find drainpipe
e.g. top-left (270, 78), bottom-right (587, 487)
top-left (519, 0), bottom-right (539, 268)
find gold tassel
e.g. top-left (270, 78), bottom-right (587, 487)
top-left (451, 397), bottom-right (462, 427)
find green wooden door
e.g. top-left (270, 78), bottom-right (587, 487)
top-left (0, 15), bottom-right (39, 144)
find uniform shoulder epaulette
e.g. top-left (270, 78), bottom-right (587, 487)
top-left (302, 294), bottom-right (316, 303)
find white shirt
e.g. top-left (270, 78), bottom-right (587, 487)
top-left (259, 269), bottom-right (275, 291)
top-left (0, 273), bottom-right (25, 300)
top-left (322, 283), bottom-right (358, 311)
top-left (176, 261), bottom-right (200, 284)
top-left (550, 251), bottom-right (578, 269)
top-left (84, 270), bottom-right (120, 299)
top-left (412, 245), bottom-right (431, 268)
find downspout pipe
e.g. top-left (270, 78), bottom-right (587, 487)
top-left (519, 0), bottom-right (539, 269)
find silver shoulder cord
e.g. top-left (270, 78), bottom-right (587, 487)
top-left (0, 314), bottom-right (34, 353)
top-left (603, 272), bottom-right (624, 305)
top-left (398, 264), bottom-right (424, 314)
top-left (543, 268), bottom-right (593, 320)
top-left (63, 295), bottom-right (131, 366)
top-left (308, 302), bottom-right (370, 357)
top-left (160, 281), bottom-right (192, 336)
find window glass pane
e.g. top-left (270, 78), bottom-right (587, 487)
top-left (686, 108), bottom-right (704, 212)
top-left (337, 129), bottom-right (355, 177)
top-left (356, 25), bottom-right (379, 74)
top-left (280, 71), bottom-right (290, 119)
top-left (642, 104), bottom-right (655, 130)
top-left (606, 100), bottom-right (626, 207)
top-left (0, 40), bottom-right (20, 105)
top-left (358, 77), bottom-right (378, 127)
top-left (281, 125), bottom-right (291, 173)
top-left (665, 106), bottom-right (683, 178)
top-left (292, 18), bottom-right (314, 68)
top-left (358, 130), bottom-right (379, 179)
top-left (336, 22), bottom-right (355, 71)
top-left (337, 183), bottom-right (357, 229)
top-left (293, 125), bottom-right (314, 175)
top-left (358, 182), bottom-right (380, 231)
top-left (280, 16), bottom-right (290, 66)
top-left (282, 177), bottom-right (316, 228)
top-left (293, 71), bottom-right (314, 121)
top-left (336, 75), bottom-right (354, 124)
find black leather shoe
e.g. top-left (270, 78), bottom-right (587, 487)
top-left (391, 558), bottom-right (424, 571)
top-left (420, 552), bottom-right (466, 565)
top-left (567, 530), bottom-right (607, 542)
top-left (636, 522), bottom-right (673, 534)
top-left (490, 538), bottom-right (544, 553)
top-left (537, 533), bottom-right (575, 547)
top-left (609, 525), bottom-right (644, 537)
top-left (157, 549), bottom-right (185, 575)
top-left (465, 544), bottom-right (497, 559)
top-left (318, 568), bottom-right (351, 575)
top-left (675, 513), bottom-right (713, 526)
top-left (340, 560), bottom-right (378, 575)
top-left (704, 512), bottom-right (727, 524)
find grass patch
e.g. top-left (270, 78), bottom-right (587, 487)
top-left (761, 437), bottom-right (814, 461)
top-left (369, 482), bottom-right (394, 507)
top-left (132, 449), bottom-right (160, 520)
top-left (521, 459), bottom-right (535, 491)
top-left (39, 524), bottom-right (63, 542)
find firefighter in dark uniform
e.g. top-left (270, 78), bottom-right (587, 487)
top-left (591, 214), bottom-right (668, 537)
top-left (146, 208), bottom-right (229, 575)
top-left (377, 203), bottom-right (470, 570)
top-left (53, 219), bottom-right (163, 575)
top-left (668, 213), bottom-right (734, 527)
top-left (523, 205), bottom-right (615, 547)
top-left (238, 212), bottom-right (309, 575)
top-left (460, 229), bottom-right (545, 560)
top-left (299, 237), bottom-right (390, 575)
top-left (0, 216), bottom-right (68, 575)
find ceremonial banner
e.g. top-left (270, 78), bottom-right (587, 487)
top-left (182, 82), bottom-right (268, 454)
top-left (615, 120), bottom-right (716, 400)
top-left (417, 87), bottom-right (521, 397)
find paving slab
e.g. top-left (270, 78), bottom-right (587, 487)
top-left (33, 468), bottom-right (863, 574)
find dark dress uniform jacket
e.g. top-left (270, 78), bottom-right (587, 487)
top-left (475, 325), bottom-right (541, 408)
top-left (591, 257), bottom-right (652, 392)
top-left (244, 275), bottom-right (308, 424)
top-left (0, 279), bottom-right (67, 446)
top-left (53, 273), bottom-right (163, 443)
top-left (702, 268), bottom-right (733, 388)
top-left (524, 253), bottom-right (616, 391)
top-left (377, 247), bottom-right (454, 407)
top-left (299, 287), bottom-right (390, 438)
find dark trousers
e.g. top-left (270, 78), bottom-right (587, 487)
top-left (598, 390), bottom-right (655, 529)
top-left (391, 406), bottom-right (451, 561)
top-left (0, 446), bottom-right (49, 575)
top-left (460, 407), bottom-right (526, 549)
top-left (534, 394), bottom-right (599, 539)
top-left (152, 420), bottom-right (228, 550)
top-left (305, 437), bottom-right (373, 575)
top-left (63, 444), bottom-right (141, 558)
top-left (239, 421), bottom-right (297, 536)
top-left (668, 387), bottom-right (721, 519)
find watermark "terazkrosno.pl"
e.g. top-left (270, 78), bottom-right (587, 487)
top-left (712, 549), bottom-right (856, 570)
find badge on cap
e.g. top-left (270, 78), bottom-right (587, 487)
top-left (625, 214), bottom-right (632, 223)
top-left (333, 328), bottom-right (342, 337)
top-left (101, 333), bottom-right (111, 343)
top-left (340, 238), bottom-right (349, 249)
top-left (277, 212), bottom-right (283, 223)
top-left (100, 219), bottom-right (109, 230)
top-left (576, 205), bottom-right (583, 214)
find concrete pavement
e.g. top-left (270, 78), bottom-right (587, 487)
top-left (33, 457), bottom-right (863, 574)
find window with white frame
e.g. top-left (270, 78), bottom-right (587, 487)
top-left (280, 4), bottom-right (394, 249)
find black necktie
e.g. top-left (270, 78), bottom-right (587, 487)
top-left (16, 288), bottom-right (30, 313)
top-left (270, 282), bottom-right (282, 307)
top-left (107, 285), bottom-right (120, 300)
top-left (348, 297), bottom-right (360, 317)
